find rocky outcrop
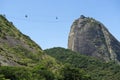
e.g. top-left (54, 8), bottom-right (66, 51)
top-left (68, 15), bottom-right (120, 63)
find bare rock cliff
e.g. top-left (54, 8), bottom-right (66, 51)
top-left (68, 15), bottom-right (120, 63)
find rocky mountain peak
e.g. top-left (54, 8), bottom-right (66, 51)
top-left (68, 15), bottom-right (120, 63)
top-left (80, 15), bottom-right (86, 19)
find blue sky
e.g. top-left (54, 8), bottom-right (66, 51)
top-left (0, 0), bottom-right (120, 49)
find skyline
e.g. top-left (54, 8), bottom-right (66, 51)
top-left (1, 0), bottom-right (120, 49)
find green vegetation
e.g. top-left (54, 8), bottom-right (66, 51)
top-left (0, 64), bottom-right (92, 80)
top-left (0, 14), bottom-right (44, 66)
top-left (1, 14), bottom-right (120, 80)
top-left (0, 66), bottom-right (57, 80)
top-left (0, 15), bottom-right (61, 80)
top-left (61, 64), bottom-right (92, 80)
top-left (45, 47), bottom-right (120, 80)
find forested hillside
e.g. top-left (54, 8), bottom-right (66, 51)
top-left (45, 47), bottom-right (120, 80)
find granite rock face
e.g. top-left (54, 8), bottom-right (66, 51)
top-left (68, 15), bottom-right (120, 63)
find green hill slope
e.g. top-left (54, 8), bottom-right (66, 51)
top-left (45, 47), bottom-right (120, 80)
top-left (0, 15), bottom-right (44, 66)
top-left (0, 15), bottom-right (63, 80)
